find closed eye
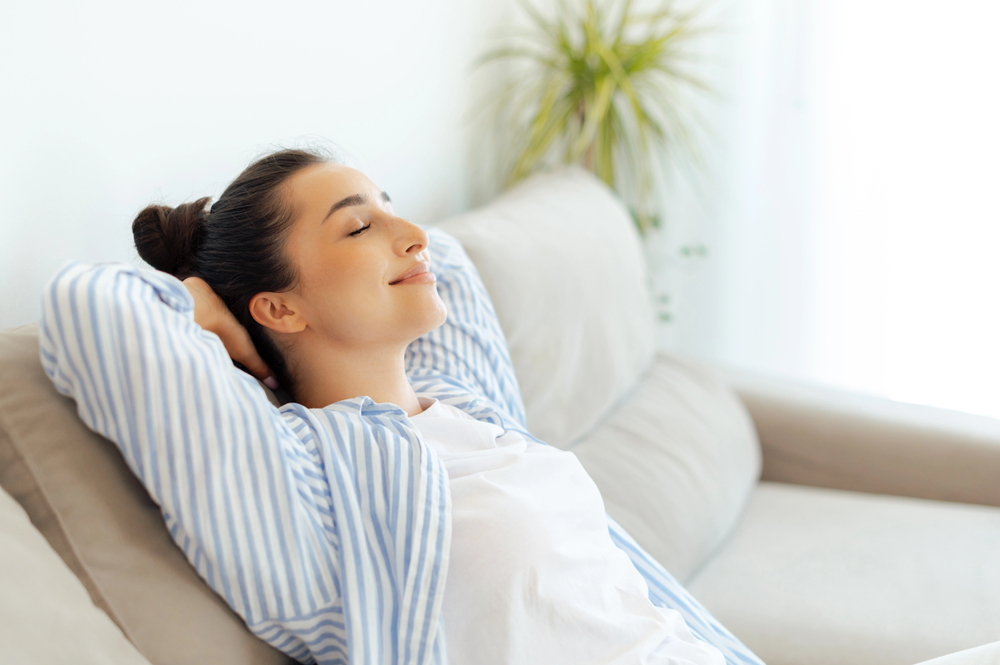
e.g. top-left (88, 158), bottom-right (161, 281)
top-left (349, 223), bottom-right (371, 237)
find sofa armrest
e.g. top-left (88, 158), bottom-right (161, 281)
top-left (721, 368), bottom-right (1000, 507)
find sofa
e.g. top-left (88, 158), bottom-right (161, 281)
top-left (1, 167), bottom-right (998, 665)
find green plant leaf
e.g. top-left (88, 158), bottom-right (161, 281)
top-left (477, 0), bottom-right (712, 235)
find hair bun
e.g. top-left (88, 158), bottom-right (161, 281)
top-left (132, 197), bottom-right (210, 278)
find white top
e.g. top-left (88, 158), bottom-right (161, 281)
top-left (411, 397), bottom-right (724, 665)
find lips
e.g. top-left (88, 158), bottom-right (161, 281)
top-left (390, 261), bottom-right (433, 285)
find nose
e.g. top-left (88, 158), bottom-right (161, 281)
top-left (392, 216), bottom-right (429, 257)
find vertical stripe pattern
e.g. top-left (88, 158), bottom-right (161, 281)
top-left (40, 261), bottom-right (450, 665)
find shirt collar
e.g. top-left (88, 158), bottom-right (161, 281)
top-left (322, 396), bottom-right (409, 421)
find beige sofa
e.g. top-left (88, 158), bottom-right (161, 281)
top-left (689, 371), bottom-right (1000, 664)
top-left (1, 168), bottom-right (998, 665)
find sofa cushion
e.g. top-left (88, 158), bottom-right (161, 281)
top-left (685, 482), bottom-right (1000, 665)
top-left (916, 642), bottom-right (1000, 665)
top-left (0, 324), bottom-right (294, 665)
top-left (435, 167), bottom-right (656, 448)
top-left (571, 352), bottom-right (761, 581)
top-left (0, 483), bottom-right (152, 665)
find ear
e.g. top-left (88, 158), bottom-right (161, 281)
top-left (249, 292), bottom-right (307, 334)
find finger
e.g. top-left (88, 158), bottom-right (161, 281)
top-left (220, 326), bottom-right (273, 383)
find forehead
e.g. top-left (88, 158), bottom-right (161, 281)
top-left (285, 163), bottom-right (380, 219)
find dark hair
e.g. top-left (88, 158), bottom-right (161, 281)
top-left (133, 148), bottom-right (328, 399)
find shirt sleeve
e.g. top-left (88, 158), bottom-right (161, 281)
top-left (405, 227), bottom-right (528, 428)
top-left (38, 261), bottom-right (345, 664)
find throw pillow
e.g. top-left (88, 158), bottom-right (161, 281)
top-left (0, 483), bottom-right (152, 665)
top-left (435, 167), bottom-right (657, 449)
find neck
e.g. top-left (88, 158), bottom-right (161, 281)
top-left (287, 337), bottom-right (423, 417)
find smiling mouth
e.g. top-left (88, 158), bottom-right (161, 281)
top-left (390, 261), bottom-right (435, 285)
top-left (392, 272), bottom-right (437, 286)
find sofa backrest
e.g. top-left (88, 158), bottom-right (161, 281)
top-left (436, 167), bottom-right (656, 448)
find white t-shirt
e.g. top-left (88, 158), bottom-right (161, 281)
top-left (411, 397), bottom-right (724, 665)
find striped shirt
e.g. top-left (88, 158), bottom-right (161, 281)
top-left (39, 228), bottom-right (763, 665)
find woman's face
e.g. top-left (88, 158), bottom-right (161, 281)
top-left (276, 163), bottom-right (447, 351)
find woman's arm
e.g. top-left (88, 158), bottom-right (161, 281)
top-left (38, 261), bottom-right (342, 663)
top-left (180, 274), bottom-right (277, 388)
top-left (406, 228), bottom-right (528, 427)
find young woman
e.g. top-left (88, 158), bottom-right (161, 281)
top-left (40, 149), bottom-right (762, 665)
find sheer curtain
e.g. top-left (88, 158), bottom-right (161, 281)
top-left (692, 0), bottom-right (1000, 418)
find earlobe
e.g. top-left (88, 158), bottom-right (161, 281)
top-left (249, 293), bottom-right (307, 334)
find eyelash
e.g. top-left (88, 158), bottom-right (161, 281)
top-left (349, 223), bottom-right (371, 237)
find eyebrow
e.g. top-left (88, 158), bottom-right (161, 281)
top-left (323, 191), bottom-right (392, 223)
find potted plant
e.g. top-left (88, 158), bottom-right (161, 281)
top-left (477, 0), bottom-right (710, 236)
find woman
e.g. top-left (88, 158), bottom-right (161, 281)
top-left (40, 148), bottom-right (761, 665)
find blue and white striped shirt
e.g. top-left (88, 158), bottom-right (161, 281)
top-left (39, 228), bottom-right (762, 665)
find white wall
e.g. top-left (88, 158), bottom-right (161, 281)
top-left (805, 0), bottom-right (1000, 415)
top-left (0, 0), bottom-right (511, 329)
top-left (669, 0), bottom-right (1000, 419)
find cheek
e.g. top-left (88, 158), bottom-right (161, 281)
top-left (300, 256), bottom-right (389, 327)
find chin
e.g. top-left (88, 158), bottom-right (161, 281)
top-left (415, 294), bottom-right (448, 337)
top-left (428, 298), bottom-right (449, 332)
